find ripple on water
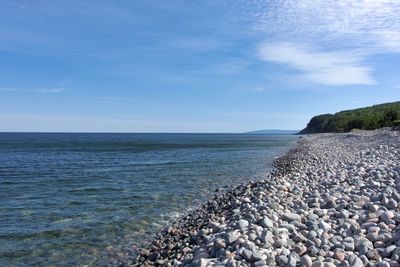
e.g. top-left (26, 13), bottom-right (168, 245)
top-left (0, 133), bottom-right (296, 266)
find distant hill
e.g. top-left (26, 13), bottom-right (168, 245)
top-left (300, 101), bottom-right (400, 134)
top-left (245, 129), bottom-right (298, 135)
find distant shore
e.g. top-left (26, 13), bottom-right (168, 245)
top-left (129, 129), bottom-right (400, 267)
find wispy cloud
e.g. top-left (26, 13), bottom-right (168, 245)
top-left (37, 87), bottom-right (67, 93)
top-left (249, 0), bottom-right (400, 86)
top-left (253, 86), bottom-right (266, 91)
top-left (0, 87), bottom-right (68, 94)
top-left (258, 42), bottom-right (374, 86)
top-left (252, 0), bottom-right (400, 52)
top-left (0, 79), bottom-right (72, 94)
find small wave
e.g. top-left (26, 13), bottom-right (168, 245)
top-left (53, 218), bottom-right (73, 224)
top-left (129, 160), bottom-right (187, 166)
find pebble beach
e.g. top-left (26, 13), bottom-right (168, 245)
top-left (130, 129), bottom-right (400, 267)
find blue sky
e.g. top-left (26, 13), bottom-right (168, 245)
top-left (0, 0), bottom-right (399, 132)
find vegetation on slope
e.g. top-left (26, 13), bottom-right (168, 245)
top-left (299, 101), bottom-right (400, 134)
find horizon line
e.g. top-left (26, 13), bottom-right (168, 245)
top-left (0, 130), bottom-right (300, 135)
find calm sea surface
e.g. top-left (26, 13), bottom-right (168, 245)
top-left (0, 133), bottom-right (297, 266)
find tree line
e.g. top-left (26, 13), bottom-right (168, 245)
top-left (299, 101), bottom-right (400, 134)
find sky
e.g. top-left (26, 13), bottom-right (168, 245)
top-left (0, 0), bottom-right (399, 132)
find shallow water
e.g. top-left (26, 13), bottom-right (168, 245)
top-left (0, 133), bottom-right (296, 266)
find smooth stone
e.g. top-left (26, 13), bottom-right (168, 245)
top-left (358, 239), bottom-right (373, 255)
top-left (225, 231), bottom-right (240, 244)
top-left (367, 249), bottom-right (381, 260)
top-left (386, 199), bottom-right (398, 209)
top-left (377, 261), bottom-right (391, 267)
top-left (283, 212), bottom-right (302, 222)
top-left (237, 219), bottom-right (249, 230)
top-left (318, 221), bottom-right (332, 231)
top-left (294, 244), bottom-right (307, 256)
top-left (348, 255), bottom-right (363, 267)
top-left (251, 251), bottom-right (264, 262)
top-left (214, 238), bottom-right (226, 249)
top-left (333, 248), bottom-right (345, 261)
top-left (300, 255), bottom-right (312, 267)
top-left (339, 210), bottom-right (350, 219)
top-left (311, 260), bottom-right (324, 267)
top-left (260, 217), bottom-right (274, 228)
top-left (241, 249), bottom-right (252, 262)
top-left (248, 232), bottom-right (257, 242)
top-left (288, 253), bottom-right (299, 267)
top-left (380, 211), bottom-right (394, 223)
top-left (254, 260), bottom-right (267, 267)
top-left (384, 245), bottom-right (397, 257)
top-left (275, 238), bottom-right (288, 248)
top-left (277, 255), bottom-right (288, 266)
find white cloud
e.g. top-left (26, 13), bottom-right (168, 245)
top-left (249, 0), bottom-right (400, 86)
top-left (258, 42), bottom-right (374, 86)
top-left (252, 0), bottom-right (400, 52)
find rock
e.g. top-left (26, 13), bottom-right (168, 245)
top-left (300, 255), bottom-right (312, 267)
top-left (283, 212), bottom-right (302, 222)
top-left (386, 199), bottom-right (398, 209)
top-left (260, 217), bottom-right (274, 228)
top-left (288, 253), bottom-right (299, 267)
top-left (318, 221), bottom-right (332, 231)
top-left (384, 245), bottom-right (397, 257)
top-left (248, 232), bottom-right (257, 241)
top-left (377, 261), bottom-right (391, 267)
top-left (237, 219), bottom-right (249, 230)
top-left (261, 229), bottom-right (274, 241)
top-left (369, 204), bottom-right (380, 212)
top-left (339, 210), bottom-right (350, 219)
top-left (214, 238), bottom-right (226, 249)
top-left (195, 258), bottom-right (214, 267)
top-left (241, 249), bottom-right (252, 262)
top-left (226, 259), bottom-right (236, 267)
top-left (333, 248), bottom-right (345, 261)
top-left (343, 237), bottom-right (355, 251)
top-left (225, 231), bottom-right (240, 244)
top-left (311, 260), bottom-right (324, 267)
top-left (348, 255), bottom-right (363, 267)
top-left (277, 255), bottom-right (288, 266)
top-left (367, 249), bottom-right (381, 261)
top-left (251, 251), bottom-right (264, 262)
top-left (381, 211), bottom-right (395, 224)
top-left (294, 244), bottom-right (307, 256)
top-left (358, 239), bottom-right (373, 255)
top-left (148, 252), bottom-right (159, 261)
top-left (254, 260), bottom-right (267, 267)
top-left (275, 238), bottom-right (288, 248)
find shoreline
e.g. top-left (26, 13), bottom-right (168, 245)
top-left (128, 129), bottom-right (400, 267)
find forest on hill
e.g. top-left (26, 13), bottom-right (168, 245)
top-left (299, 101), bottom-right (400, 134)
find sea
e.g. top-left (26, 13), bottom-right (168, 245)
top-left (0, 133), bottom-right (297, 266)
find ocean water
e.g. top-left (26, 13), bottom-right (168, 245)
top-left (0, 133), bottom-right (297, 266)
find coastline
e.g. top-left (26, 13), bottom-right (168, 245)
top-left (128, 129), bottom-right (400, 267)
